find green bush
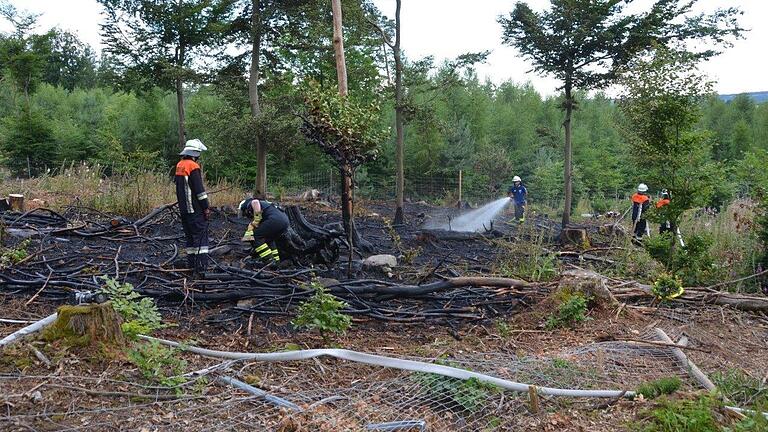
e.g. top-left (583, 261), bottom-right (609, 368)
top-left (292, 280), bottom-right (351, 341)
top-left (546, 291), bottom-right (589, 329)
top-left (98, 276), bottom-right (164, 338)
top-left (127, 340), bottom-right (187, 390)
top-left (651, 273), bottom-right (684, 301)
top-left (636, 377), bottom-right (682, 399)
top-left (644, 232), bottom-right (715, 286)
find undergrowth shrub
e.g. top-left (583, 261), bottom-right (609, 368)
top-left (99, 276), bottom-right (164, 338)
top-left (637, 394), bottom-right (766, 432)
top-left (292, 280), bottom-right (351, 342)
top-left (414, 361), bottom-right (501, 412)
top-left (546, 290), bottom-right (590, 329)
top-left (127, 340), bottom-right (187, 391)
top-left (495, 224), bottom-right (558, 282)
top-left (644, 232), bottom-right (715, 286)
top-left (651, 273), bottom-right (684, 301)
top-left (712, 369), bottom-right (768, 408)
top-left (638, 394), bottom-right (722, 432)
top-left (0, 239), bottom-right (30, 267)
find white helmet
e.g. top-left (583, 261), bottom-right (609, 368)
top-left (512, 176), bottom-right (522, 182)
top-left (637, 183), bottom-right (648, 193)
top-left (179, 139), bottom-right (208, 157)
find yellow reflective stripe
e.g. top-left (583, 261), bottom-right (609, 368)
top-left (258, 249), bottom-right (273, 258)
top-left (254, 243), bottom-right (269, 252)
top-left (667, 287), bottom-right (685, 299)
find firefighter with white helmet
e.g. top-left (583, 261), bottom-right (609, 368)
top-left (175, 139), bottom-right (211, 277)
top-left (631, 183), bottom-right (650, 239)
top-left (507, 175), bottom-right (527, 223)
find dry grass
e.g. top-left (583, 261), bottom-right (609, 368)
top-left (0, 163), bottom-right (247, 217)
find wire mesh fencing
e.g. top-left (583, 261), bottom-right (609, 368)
top-left (1, 312), bottom-right (712, 432)
top-left (267, 170), bottom-right (513, 207)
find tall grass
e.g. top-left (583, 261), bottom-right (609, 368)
top-left (0, 163), bottom-right (247, 218)
top-left (684, 199), bottom-right (762, 291)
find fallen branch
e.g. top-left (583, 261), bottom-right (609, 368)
top-left (653, 327), bottom-right (716, 391)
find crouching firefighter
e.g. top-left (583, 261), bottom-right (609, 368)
top-left (175, 139), bottom-right (211, 278)
top-left (238, 198), bottom-right (289, 265)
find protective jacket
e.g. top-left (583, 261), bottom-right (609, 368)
top-left (175, 158), bottom-right (210, 274)
top-left (508, 184), bottom-right (527, 205)
top-left (631, 193), bottom-right (650, 222)
top-left (175, 159), bottom-right (209, 214)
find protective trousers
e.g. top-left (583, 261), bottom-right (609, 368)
top-left (250, 215), bottom-right (289, 263)
top-left (514, 202), bottom-right (526, 222)
top-left (181, 213), bottom-right (209, 273)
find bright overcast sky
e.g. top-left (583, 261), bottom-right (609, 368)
top-left (3, 0), bottom-right (766, 96)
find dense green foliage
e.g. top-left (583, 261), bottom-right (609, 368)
top-left (0, 1), bottom-right (763, 210)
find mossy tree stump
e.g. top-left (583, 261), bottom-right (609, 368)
top-left (41, 302), bottom-right (126, 349)
top-left (560, 228), bottom-right (591, 249)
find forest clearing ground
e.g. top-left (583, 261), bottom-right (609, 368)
top-left (1, 199), bottom-right (767, 431)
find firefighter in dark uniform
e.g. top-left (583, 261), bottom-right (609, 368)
top-left (656, 189), bottom-right (673, 234)
top-left (631, 183), bottom-right (650, 239)
top-left (175, 139), bottom-right (211, 277)
top-left (238, 197), bottom-right (289, 264)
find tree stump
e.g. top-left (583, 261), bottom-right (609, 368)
top-left (277, 205), bottom-right (344, 265)
top-left (41, 302), bottom-right (126, 349)
top-left (8, 194), bottom-right (24, 212)
top-left (559, 228), bottom-right (591, 249)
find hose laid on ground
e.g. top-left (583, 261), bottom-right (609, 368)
top-left (0, 313), bottom-right (57, 348)
top-left (140, 335), bottom-right (634, 398)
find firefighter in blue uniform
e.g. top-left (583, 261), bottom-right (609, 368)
top-left (239, 197), bottom-right (290, 264)
top-left (507, 175), bottom-right (527, 223)
top-left (175, 139), bottom-right (211, 277)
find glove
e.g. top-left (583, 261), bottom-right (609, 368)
top-left (203, 208), bottom-right (212, 221)
top-left (242, 222), bottom-right (255, 242)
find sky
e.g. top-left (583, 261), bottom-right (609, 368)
top-left (3, 0), bottom-right (766, 97)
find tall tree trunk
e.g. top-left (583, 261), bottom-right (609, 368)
top-left (562, 84), bottom-right (573, 228)
top-left (250, 0), bottom-right (266, 197)
top-left (175, 77), bottom-right (186, 150)
top-left (331, 0), bottom-right (348, 97)
top-left (393, 0), bottom-right (405, 225)
top-left (331, 0), bottom-right (352, 241)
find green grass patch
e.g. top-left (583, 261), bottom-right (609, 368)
top-left (636, 377), bottom-right (682, 399)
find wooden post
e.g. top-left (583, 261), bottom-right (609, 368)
top-left (457, 170), bottom-right (462, 208)
top-left (8, 194), bottom-right (24, 212)
top-left (528, 385), bottom-right (541, 413)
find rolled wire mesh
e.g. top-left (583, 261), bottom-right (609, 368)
top-left (1, 328), bottom-right (705, 431)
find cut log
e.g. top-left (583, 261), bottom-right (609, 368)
top-left (334, 276), bottom-right (531, 297)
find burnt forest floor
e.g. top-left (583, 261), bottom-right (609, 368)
top-left (1, 199), bottom-right (767, 431)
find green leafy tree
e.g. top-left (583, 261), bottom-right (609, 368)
top-left (499, 0), bottom-right (743, 227)
top-left (620, 49), bottom-right (723, 266)
top-left (98, 0), bottom-right (238, 152)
